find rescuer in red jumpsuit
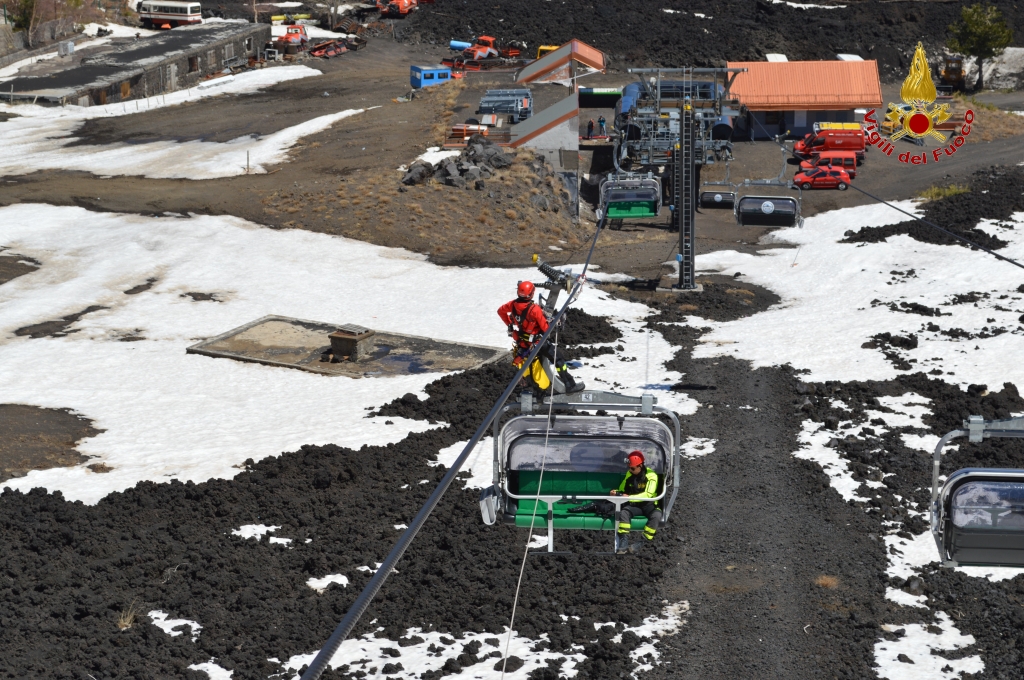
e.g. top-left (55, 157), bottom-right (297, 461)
top-left (497, 281), bottom-right (584, 394)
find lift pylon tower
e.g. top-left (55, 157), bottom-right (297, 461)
top-left (676, 72), bottom-right (696, 289)
top-left (605, 67), bottom-right (747, 291)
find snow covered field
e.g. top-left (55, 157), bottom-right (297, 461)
top-left (0, 67), bottom-right (358, 179)
top-left (0, 204), bottom-right (689, 504)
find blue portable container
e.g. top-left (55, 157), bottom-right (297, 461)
top-left (410, 64), bottom-right (452, 89)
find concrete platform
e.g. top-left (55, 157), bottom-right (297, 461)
top-left (186, 315), bottom-right (508, 377)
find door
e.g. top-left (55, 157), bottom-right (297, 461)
top-left (167, 63), bottom-right (177, 91)
top-left (120, 81), bottom-right (131, 100)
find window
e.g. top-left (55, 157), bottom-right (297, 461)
top-left (423, 72), bottom-right (434, 80)
top-left (763, 111), bottom-right (781, 125)
top-left (225, 43), bottom-right (234, 60)
top-left (188, 56), bottom-right (198, 72)
top-left (245, 37), bottom-right (253, 52)
top-left (438, 72), bottom-right (448, 79)
top-left (189, 4), bottom-right (200, 12)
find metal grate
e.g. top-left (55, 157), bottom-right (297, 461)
top-left (336, 323), bottom-right (372, 336)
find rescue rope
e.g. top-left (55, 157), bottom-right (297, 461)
top-left (298, 217), bottom-right (605, 680)
top-left (500, 328), bottom-right (559, 679)
top-left (749, 116), bottom-right (1024, 272)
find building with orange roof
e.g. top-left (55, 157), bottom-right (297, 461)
top-left (726, 59), bottom-right (882, 140)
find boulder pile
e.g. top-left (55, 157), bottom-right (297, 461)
top-left (401, 134), bottom-right (514, 190)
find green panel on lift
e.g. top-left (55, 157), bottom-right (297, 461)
top-left (605, 201), bottom-right (658, 219)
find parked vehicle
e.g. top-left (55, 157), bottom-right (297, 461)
top-left (793, 122), bottom-right (865, 161)
top-left (136, 0), bottom-right (201, 28)
top-left (798, 150), bottom-right (859, 178)
top-left (462, 35), bottom-right (522, 60)
top-left (793, 167), bottom-right (851, 190)
top-left (275, 24), bottom-right (309, 53)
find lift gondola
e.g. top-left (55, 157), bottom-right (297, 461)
top-left (479, 390), bottom-right (680, 554)
top-left (931, 415), bottom-right (1024, 568)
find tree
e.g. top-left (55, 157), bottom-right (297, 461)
top-left (947, 3), bottom-right (1013, 92)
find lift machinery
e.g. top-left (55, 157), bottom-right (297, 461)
top-left (602, 67), bottom-right (746, 289)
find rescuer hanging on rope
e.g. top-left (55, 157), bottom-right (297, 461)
top-left (498, 280), bottom-right (584, 394)
top-left (611, 450), bottom-right (661, 554)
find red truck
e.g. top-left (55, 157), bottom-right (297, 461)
top-left (793, 122), bottom-right (865, 161)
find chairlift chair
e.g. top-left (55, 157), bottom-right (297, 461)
top-left (599, 173), bottom-right (662, 221)
top-left (479, 390), bottom-right (681, 554)
top-left (734, 144), bottom-right (803, 228)
top-left (699, 162), bottom-right (736, 210)
top-left (931, 415), bottom-right (1024, 568)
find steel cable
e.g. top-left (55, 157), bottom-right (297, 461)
top-left (500, 327), bottom-right (559, 679)
top-left (298, 216), bottom-right (606, 680)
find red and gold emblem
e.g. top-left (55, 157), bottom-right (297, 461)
top-left (885, 43), bottom-right (951, 142)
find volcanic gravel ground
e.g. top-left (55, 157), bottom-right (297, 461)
top-left (0, 360), bottom-right (667, 679)
top-left (843, 166), bottom-right (1024, 251)
top-left (789, 375), bottom-right (1024, 679)
top-left (398, 0), bottom-right (1024, 80)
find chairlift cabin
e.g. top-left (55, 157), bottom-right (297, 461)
top-left (599, 174), bottom-right (662, 221)
top-left (732, 145), bottom-right (803, 228)
top-left (931, 415), bottom-right (1024, 568)
top-left (699, 187), bottom-right (736, 210)
top-left (699, 164), bottom-right (736, 210)
top-left (479, 390), bottom-right (680, 554)
top-left (735, 195), bottom-right (800, 227)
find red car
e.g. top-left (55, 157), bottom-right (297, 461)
top-left (793, 167), bottom-right (851, 191)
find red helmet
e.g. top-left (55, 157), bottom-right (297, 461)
top-left (517, 281), bottom-right (535, 298)
top-left (627, 451), bottom-right (644, 468)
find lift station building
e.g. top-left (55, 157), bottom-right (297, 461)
top-left (5, 22), bottom-right (269, 106)
top-left (727, 59), bottom-right (883, 139)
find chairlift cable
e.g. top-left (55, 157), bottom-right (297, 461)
top-left (844, 184), bottom-right (1024, 272)
top-left (298, 218), bottom-right (607, 680)
top-left (749, 116), bottom-right (1024, 272)
top-left (500, 328), bottom-right (560, 679)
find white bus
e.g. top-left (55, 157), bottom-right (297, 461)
top-left (136, 1), bottom-right (202, 29)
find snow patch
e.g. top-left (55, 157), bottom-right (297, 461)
top-left (875, 613), bottom-right (982, 679)
top-left (306, 574), bottom-right (349, 592)
top-left (149, 610), bottom-right (202, 641)
top-left (188, 660), bottom-right (234, 679)
top-left (231, 524), bottom-right (281, 539)
top-left (681, 437), bottom-right (716, 459)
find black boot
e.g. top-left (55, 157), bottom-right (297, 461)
top-left (561, 370), bottom-right (585, 394)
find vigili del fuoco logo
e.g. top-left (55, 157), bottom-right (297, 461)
top-left (862, 42), bottom-right (975, 165)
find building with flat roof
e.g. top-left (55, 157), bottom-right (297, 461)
top-left (6, 22), bottom-right (269, 106)
top-left (726, 60), bottom-right (882, 139)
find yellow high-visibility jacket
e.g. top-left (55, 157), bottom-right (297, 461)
top-left (618, 467), bottom-right (658, 503)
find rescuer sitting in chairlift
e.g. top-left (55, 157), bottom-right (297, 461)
top-left (568, 450), bottom-right (661, 554)
top-left (498, 281), bottom-right (584, 395)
